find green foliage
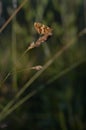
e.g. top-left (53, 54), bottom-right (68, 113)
top-left (0, 0), bottom-right (86, 129)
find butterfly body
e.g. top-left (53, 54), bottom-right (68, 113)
top-left (34, 22), bottom-right (52, 36)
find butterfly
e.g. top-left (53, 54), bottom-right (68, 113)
top-left (34, 22), bottom-right (52, 36)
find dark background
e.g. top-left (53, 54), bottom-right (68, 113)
top-left (0, 0), bottom-right (86, 130)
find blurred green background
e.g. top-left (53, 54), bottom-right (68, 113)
top-left (0, 0), bottom-right (86, 129)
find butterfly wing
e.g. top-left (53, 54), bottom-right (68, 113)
top-left (34, 22), bottom-right (52, 35)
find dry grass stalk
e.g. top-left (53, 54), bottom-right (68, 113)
top-left (28, 22), bottom-right (53, 50)
top-left (31, 65), bottom-right (43, 71)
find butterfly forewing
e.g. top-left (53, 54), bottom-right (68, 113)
top-left (34, 22), bottom-right (52, 35)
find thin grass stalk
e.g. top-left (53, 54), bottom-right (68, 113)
top-left (12, 15), bottom-right (18, 91)
top-left (0, 54), bottom-right (85, 121)
top-left (58, 110), bottom-right (67, 130)
top-left (0, 90), bottom-right (37, 121)
top-left (0, 0), bottom-right (28, 33)
top-left (0, 59), bottom-right (84, 121)
top-left (47, 58), bottom-right (86, 85)
top-left (0, 39), bottom-right (75, 120)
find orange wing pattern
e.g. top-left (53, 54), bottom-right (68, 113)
top-left (34, 22), bottom-right (52, 35)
